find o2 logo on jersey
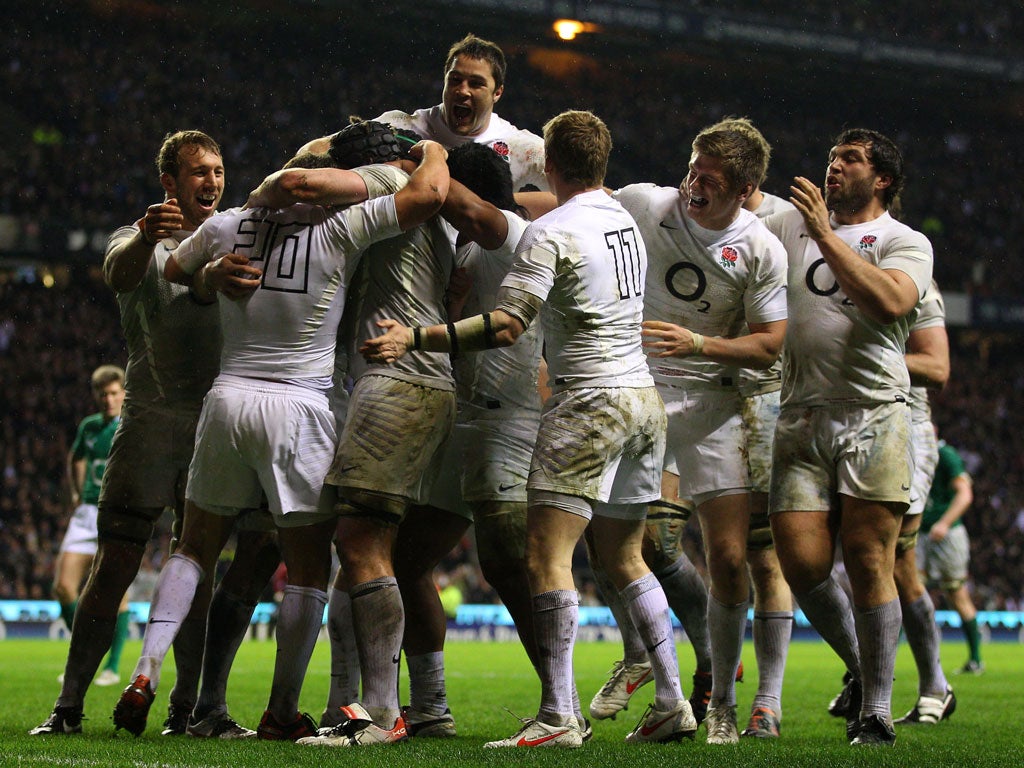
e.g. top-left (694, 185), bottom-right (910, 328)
top-left (858, 235), bottom-right (877, 252)
top-left (720, 246), bottom-right (738, 270)
top-left (491, 141), bottom-right (511, 160)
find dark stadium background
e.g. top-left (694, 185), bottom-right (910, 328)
top-left (1, 1), bottom-right (1021, 622)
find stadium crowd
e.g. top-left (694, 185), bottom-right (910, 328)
top-left (1, 2), bottom-right (1022, 299)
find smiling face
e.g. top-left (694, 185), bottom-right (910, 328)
top-left (161, 145), bottom-right (225, 231)
top-left (680, 152), bottom-right (747, 231)
top-left (441, 55), bottom-right (503, 137)
top-left (824, 141), bottom-right (882, 217)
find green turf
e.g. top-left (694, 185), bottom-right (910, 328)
top-left (0, 637), bottom-right (1015, 767)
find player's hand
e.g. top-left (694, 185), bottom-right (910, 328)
top-left (244, 172), bottom-right (282, 210)
top-left (789, 177), bottom-right (831, 241)
top-left (642, 320), bottom-right (701, 358)
top-left (205, 252), bottom-right (262, 300)
top-left (359, 319), bottom-right (412, 364)
top-left (408, 140), bottom-right (447, 162)
top-left (928, 522), bottom-right (950, 542)
top-left (141, 198), bottom-right (185, 244)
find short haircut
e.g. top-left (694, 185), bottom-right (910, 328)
top-left (91, 364), bottom-right (125, 392)
top-left (445, 33), bottom-right (506, 88)
top-left (834, 128), bottom-right (905, 210)
top-left (155, 130), bottom-right (221, 178)
top-left (692, 117), bottom-right (770, 193)
top-left (447, 143), bottom-right (515, 211)
top-left (282, 150), bottom-right (339, 170)
top-left (542, 110), bottom-right (611, 189)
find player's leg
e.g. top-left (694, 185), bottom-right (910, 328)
top-left (526, 501), bottom-right (587, 722)
top-left (97, 591), bottom-right (131, 686)
top-left (114, 501), bottom-right (235, 735)
top-left (320, 563), bottom-right (360, 726)
top-left (840, 495), bottom-right (903, 744)
top-left (893, 515), bottom-right (954, 723)
top-left (260, 517), bottom-right (333, 736)
top-left (592, 507), bottom-right (696, 744)
top-left (696, 491), bottom-right (750, 744)
top-left (53, 551), bottom-right (93, 629)
top-left (395, 503), bottom-right (470, 735)
top-left (189, 520), bottom-right (280, 738)
top-left (475, 499), bottom-right (538, 666)
top-left (743, 493), bottom-right (792, 738)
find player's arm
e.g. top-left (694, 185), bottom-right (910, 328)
top-left (245, 168), bottom-right (371, 210)
top-left (66, 452), bottom-right (85, 508)
top-left (789, 176), bottom-right (920, 324)
top-left (930, 472), bottom-right (973, 541)
top-left (165, 252), bottom-right (262, 302)
top-left (515, 191), bottom-right (557, 220)
top-left (359, 284), bottom-right (540, 364)
top-left (441, 179), bottom-right (509, 250)
top-left (642, 319), bottom-right (786, 369)
top-left (104, 198), bottom-right (185, 292)
top-left (393, 140), bottom-right (450, 230)
top-left (905, 324), bottom-right (950, 390)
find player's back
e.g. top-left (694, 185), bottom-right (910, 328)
top-left (510, 190), bottom-right (651, 391)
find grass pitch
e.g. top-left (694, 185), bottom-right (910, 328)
top-left (0, 636), bottom-right (1015, 768)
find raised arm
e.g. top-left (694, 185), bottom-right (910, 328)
top-left (393, 140), bottom-right (450, 231)
top-left (789, 176), bottom-right (921, 324)
top-left (246, 168), bottom-right (371, 210)
top-left (104, 198), bottom-right (185, 292)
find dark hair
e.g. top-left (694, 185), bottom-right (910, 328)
top-left (834, 128), bottom-right (905, 210)
top-left (328, 119), bottom-right (407, 169)
top-left (156, 130), bottom-right (221, 177)
top-left (445, 33), bottom-right (506, 88)
top-left (447, 143), bottom-right (515, 211)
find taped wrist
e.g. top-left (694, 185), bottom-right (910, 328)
top-left (446, 313), bottom-right (499, 358)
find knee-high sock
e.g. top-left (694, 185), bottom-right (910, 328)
top-left (592, 563), bottom-right (645, 664)
top-left (752, 610), bottom-right (792, 714)
top-left (794, 577), bottom-right (860, 678)
top-left (132, 553), bottom-right (203, 693)
top-left (103, 610), bottom-right (131, 674)
top-left (351, 577), bottom-right (403, 726)
top-left (902, 593), bottom-right (948, 697)
top-left (267, 585), bottom-right (328, 722)
top-left (856, 598), bottom-right (901, 722)
top-left (708, 595), bottom-right (748, 707)
top-left (656, 555), bottom-right (712, 672)
top-left (194, 588), bottom-right (257, 717)
top-left (534, 589), bottom-right (579, 725)
top-left (324, 586), bottom-right (361, 718)
top-left (407, 652), bottom-right (448, 716)
top-left (623, 573), bottom-right (683, 708)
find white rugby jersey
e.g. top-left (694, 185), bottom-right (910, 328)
top-left (172, 166), bottom-right (403, 389)
top-left (763, 209), bottom-right (934, 408)
top-left (343, 164), bottom-right (459, 391)
top-left (454, 210), bottom-right (541, 411)
top-left (498, 189), bottom-right (652, 392)
top-left (613, 184), bottom-right (788, 390)
top-left (908, 280), bottom-right (946, 425)
top-left (376, 105), bottom-right (547, 192)
top-left (106, 226), bottom-right (221, 412)
top-left (739, 191), bottom-right (795, 396)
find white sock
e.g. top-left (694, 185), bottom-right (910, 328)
top-left (407, 652), bottom-right (447, 716)
top-left (708, 594), bottom-right (748, 707)
top-left (133, 553), bottom-right (203, 692)
top-left (623, 573), bottom-right (683, 708)
top-left (267, 585), bottom-right (328, 723)
top-left (534, 589), bottom-right (579, 724)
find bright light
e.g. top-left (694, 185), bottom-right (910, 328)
top-left (553, 19), bottom-right (585, 41)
